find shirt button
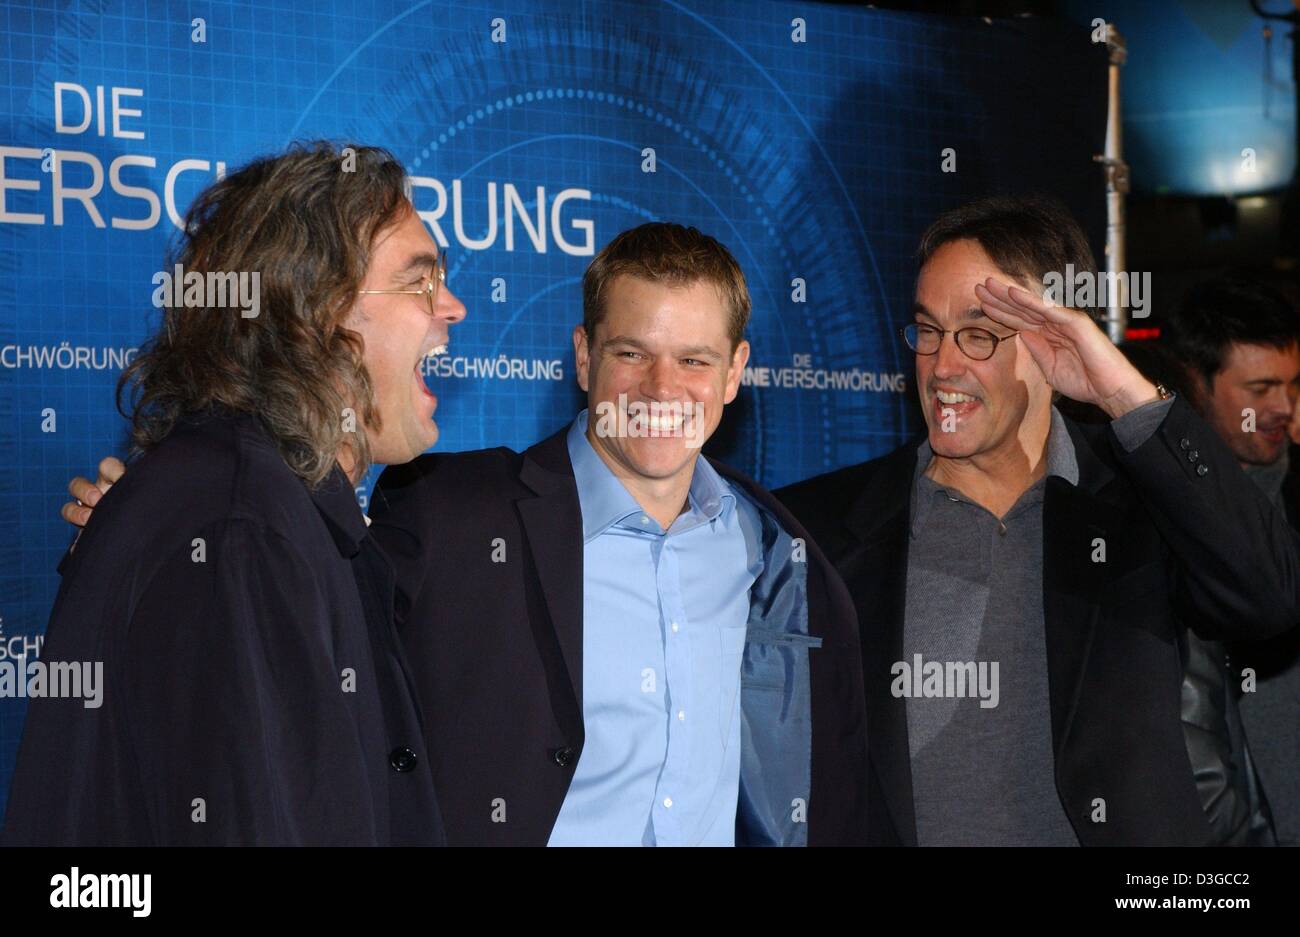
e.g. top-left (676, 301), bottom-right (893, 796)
top-left (1179, 438), bottom-right (1191, 450)
top-left (389, 747), bottom-right (418, 773)
top-left (640, 515), bottom-right (650, 525)
top-left (670, 621), bottom-right (679, 633)
top-left (1187, 450), bottom-right (1199, 462)
top-left (677, 710), bottom-right (685, 721)
top-left (663, 797), bottom-right (673, 809)
top-left (1196, 464), bottom-right (1209, 476)
top-left (551, 746), bottom-right (576, 768)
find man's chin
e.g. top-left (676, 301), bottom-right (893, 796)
top-left (1242, 441), bottom-right (1286, 467)
top-left (387, 421), bottom-right (439, 465)
top-left (926, 427), bottom-right (984, 459)
top-left (620, 439), bottom-right (696, 480)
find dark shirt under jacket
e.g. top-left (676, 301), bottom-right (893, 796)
top-left (2, 410), bottom-right (444, 846)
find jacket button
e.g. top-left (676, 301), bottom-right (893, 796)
top-left (1187, 450), bottom-right (1199, 462)
top-left (389, 747), bottom-right (418, 773)
top-left (1196, 464), bottom-right (1209, 476)
top-left (1179, 438), bottom-right (1191, 450)
top-left (551, 747), bottom-right (575, 768)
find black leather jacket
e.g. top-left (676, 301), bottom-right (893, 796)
top-left (1181, 632), bottom-right (1275, 845)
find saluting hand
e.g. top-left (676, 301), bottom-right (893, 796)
top-left (974, 277), bottom-right (1160, 419)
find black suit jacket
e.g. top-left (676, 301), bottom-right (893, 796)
top-left (369, 427), bottom-right (869, 846)
top-left (3, 411), bottom-right (444, 846)
top-left (776, 397), bottom-right (1300, 846)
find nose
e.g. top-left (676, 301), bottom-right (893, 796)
top-left (436, 283), bottom-right (467, 325)
top-left (929, 330), bottom-right (966, 381)
top-left (1265, 384), bottom-right (1292, 421)
top-left (642, 355), bottom-right (682, 400)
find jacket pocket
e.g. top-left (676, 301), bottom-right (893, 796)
top-left (742, 630), bottom-right (822, 691)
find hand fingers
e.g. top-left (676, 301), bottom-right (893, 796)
top-left (67, 476), bottom-right (102, 506)
top-left (97, 456), bottom-right (124, 488)
top-left (60, 500), bottom-right (93, 529)
top-left (974, 281), bottom-right (1044, 330)
top-left (979, 279), bottom-right (1087, 333)
top-left (1005, 282), bottom-right (1086, 326)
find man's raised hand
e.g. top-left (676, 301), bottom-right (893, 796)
top-left (974, 277), bottom-right (1160, 419)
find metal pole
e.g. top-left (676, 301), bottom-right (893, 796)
top-left (1250, 1), bottom-right (1300, 262)
top-left (1094, 23), bottom-right (1130, 345)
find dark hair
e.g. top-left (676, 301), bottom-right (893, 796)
top-left (582, 222), bottom-right (750, 348)
top-left (1119, 341), bottom-right (1191, 398)
top-left (916, 194), bottom-right (1096, 294)
top-left (1163, 275), bottom-right (1300, 385)
top-left (119, 141), bottom-right (411, 486)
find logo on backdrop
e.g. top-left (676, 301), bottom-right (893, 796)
top-left (0, 82), bottom-right (596, 256)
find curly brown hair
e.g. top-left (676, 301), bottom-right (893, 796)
top-left (118, 141), bottom-right (410, 487)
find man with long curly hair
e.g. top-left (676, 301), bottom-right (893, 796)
top-left (3, 142), bottom-right (466, 845)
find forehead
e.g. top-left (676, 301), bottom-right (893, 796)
top-left (370, 206), bottom-right (437, 264)
top-left (601, 274), bottom-right (729, 337)
top-left (1221, 340), bottom-right (1300, 379)
top-left (914, 239), bottom-right (1029, 322)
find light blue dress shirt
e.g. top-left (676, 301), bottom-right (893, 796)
top-left (547, 410), bottom-right (764, 846)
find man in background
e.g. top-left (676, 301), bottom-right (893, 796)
top-left (1162, 276), bottom-right (1300, 845)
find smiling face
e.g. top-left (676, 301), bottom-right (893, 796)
top-left (573, 274), bottom-right (748, 488)
top-left (913, 238), bottom-right (1053, 465)
top-left (1198, 341), bottom-right (1300, 466)
top-left (348, 206), bottom-right (466, 467)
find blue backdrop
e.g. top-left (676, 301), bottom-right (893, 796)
top-left (0, 0), bottom-right (1107, 813)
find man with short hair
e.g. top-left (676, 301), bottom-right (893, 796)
top-left (370, 222), bottom-right (868, 845)
top-left (1162, 276), bottom-right (1300, 845)
top-left (1164, 278), bottom-right (1300, 473)
top-left (5, 142), bottom-right (465, 845)
top-left (777, 196), bottom-right (1300, 846)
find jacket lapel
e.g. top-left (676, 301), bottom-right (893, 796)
top-left (516, 429), bottom-right (586, 720)
top-left (841, 444), bottom-right (920, 846)
top-left (1041, 420), bottom-right (1120, 761)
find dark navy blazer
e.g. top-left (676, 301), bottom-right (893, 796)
top-left (3, 409), bottom-right (444, 846)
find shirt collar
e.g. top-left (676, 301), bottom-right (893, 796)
top-left (909, 405), bottom-right (1079, 537)
top-left (566, 409), bottom-right (732, 541)
top-left (309, 464), bottom-right (369, 558)
top-left (1244, 446), bottom-right (1289, 507)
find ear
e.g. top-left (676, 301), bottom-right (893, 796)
top-left (1184, 369), bottom-right (1214, 415)
top-left (723, 339), bottom-right (751, 404)
top-left (573, 325), bottom-right (592, 394)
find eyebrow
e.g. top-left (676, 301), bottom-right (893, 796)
top-left (602, 335), bottom-right (724, 361)
top-left (393, 251), bottom-right (439, 280)
top-left (911, 303), bottom-right (990, 323)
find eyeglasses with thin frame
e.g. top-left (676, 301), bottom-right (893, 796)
top-left (358, 250), bottom-right (448, 316)
top-left (900, 322), bottom-right (1018, 362)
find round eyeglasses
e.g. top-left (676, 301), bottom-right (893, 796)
top-left (358, 250), bottom-right (448, 316)
top-left (900, 322), bottom-right (1018, 362)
